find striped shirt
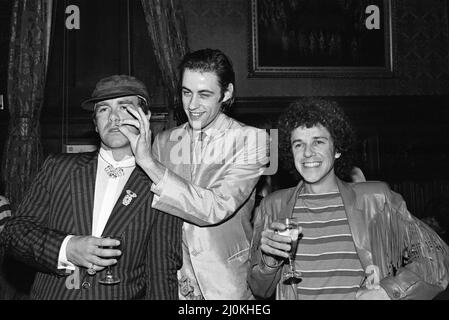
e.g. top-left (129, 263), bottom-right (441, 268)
top-left (287, 191), bottom-right (364, 300)
top-left (0, 196), bottom-right (11, 233)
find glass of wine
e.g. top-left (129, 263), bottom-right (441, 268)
top-left (275, 217), bottom-right (302, 285)
top-left (98, 235), bottom-right (122, 285)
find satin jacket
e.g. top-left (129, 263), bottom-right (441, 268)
top-left (248, 178), bottom-right (449, 300)
top-left (151, 113), bottom-right (269, 299)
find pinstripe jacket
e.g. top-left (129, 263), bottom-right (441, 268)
top-left (0, 152), bottom-right (182, 300)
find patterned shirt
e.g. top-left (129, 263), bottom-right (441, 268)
top-left (0, 196), bottom-right (11, 233)
top-left (288, 191), bottom-right (364, 300)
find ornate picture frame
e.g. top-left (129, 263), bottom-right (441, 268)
top-left (249, 0), bottom-right (394, 78)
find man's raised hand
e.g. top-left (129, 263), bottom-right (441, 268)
top-left (119, 106), bottom-right (153, 165)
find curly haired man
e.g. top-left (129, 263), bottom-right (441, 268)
top-left (248, 97), bottom-right (449, 300)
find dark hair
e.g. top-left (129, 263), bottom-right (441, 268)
top-left (277, 97), bottom-right (356, 180)
top-left (178, 48), bottom-right (235, 112)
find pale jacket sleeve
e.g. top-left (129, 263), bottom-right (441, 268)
top-left (151, 128), bottom-right (269, 226)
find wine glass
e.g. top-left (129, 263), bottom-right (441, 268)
top-left (275, 217), bottom-right (302, 285)
top-left (99, 235), bottom-right (122, 285)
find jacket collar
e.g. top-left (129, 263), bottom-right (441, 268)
top-left (71, 153), bottom-right (97, 236)
top-left (337, 179), bottom-right (373, 270)
top-left (279, 181), bottom-right (304, 220)
top-left (101, 167), bottom-right (151, 237)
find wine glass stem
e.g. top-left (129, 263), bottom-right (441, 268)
top-left (288, 256), bottom-right (295, 274)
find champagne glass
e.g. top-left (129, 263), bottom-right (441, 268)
top-left (275, 217), bottom-right (302, 285)
top-left (99, 235), bottom-right (122, 285)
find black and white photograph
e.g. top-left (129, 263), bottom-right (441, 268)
top-left (0, 0), bottom-right (449, 312)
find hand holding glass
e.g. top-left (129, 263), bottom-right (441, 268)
top-left (275, 217), bottom-right (302, 285)
top-left (98, 235), bottom-right (122, 285)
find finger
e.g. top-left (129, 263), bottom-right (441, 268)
top-left (93, 265), bottom-right (106, 272)
top-left (273, 231), bottom-right (296, 241)
top-left (89, 255), bottom-right (118, 268)
top-left (118, 125), bottom-right (137, 143)
top-left (145, 111), bottom-right (152, 141)
top-left (261, 236), bottom-right (291, 252)
top-left (124, 104), bottom-right (141, 119)
top-left (83, 236), bottom-right (103, 248)
top-left (84, 262), bottom-right (106, 272)
top-left (92, 247), bottom-right (122, 258)
top-left (260, 244), bottom-right (289, 259)
top-left (120, 119), bottom-right (141, 130)
top-left (137, 107), bottom-right (150, 137)
top-left (262, 230), bottom-right (293, 243)
top-left (137, 107), bottom-right (149, 125)
top-left (125, 106), bottom-right (147, 137)
top-left (270, 222), bottom-right (287, 231)
top-left (96, 238), bottom-right (121, 248)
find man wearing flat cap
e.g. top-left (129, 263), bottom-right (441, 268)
top-left (0, 75), bottom-right (182, 300)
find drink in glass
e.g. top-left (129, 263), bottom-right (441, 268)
top-left (275, 217), bottom-right (302, 285)
top-left (98, 235), bottom-right (122, 285)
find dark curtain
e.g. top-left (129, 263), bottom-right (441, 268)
top-left (141, 0), bottom-right (189, 127)
top-left (1, 0), bottom-right (52, 209)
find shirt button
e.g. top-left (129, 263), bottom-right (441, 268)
top-left (82, 282), bottom-right (91, 289)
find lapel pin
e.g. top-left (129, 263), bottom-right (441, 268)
top-left (122, 190), bottom-right (137, 206)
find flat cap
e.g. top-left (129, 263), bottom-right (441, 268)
top-left (81, 75), bottom-right (149, 111)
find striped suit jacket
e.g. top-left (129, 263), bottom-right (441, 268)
top-left (0, 152), bottom-right (182, 299)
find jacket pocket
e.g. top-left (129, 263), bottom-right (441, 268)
top-left (227, 247), bottom-right (250, 263)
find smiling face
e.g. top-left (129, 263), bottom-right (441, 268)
top-left (94, 95), bottom-right (140, 157)
top-left (291, 124), bottom-right (341, 194)
top-left (181, 69), bottom-right (233, 130)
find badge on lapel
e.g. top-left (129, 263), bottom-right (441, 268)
top-left (122, 190), bottom-right (137, 206)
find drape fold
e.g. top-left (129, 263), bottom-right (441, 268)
top-left (1, 0), bottom-right (52, 209)
top-left (141, 0), bottom-right (189, 126)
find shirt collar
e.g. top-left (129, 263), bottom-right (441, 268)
top-left (99, 148), bottom-right (136, 168)
top-left (188, 112), bottom-right (229, 139)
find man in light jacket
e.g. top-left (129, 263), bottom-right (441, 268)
top-left (119, 49), bottom-right (269, 299)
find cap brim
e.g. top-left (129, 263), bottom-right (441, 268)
top-left (81, 93), bottom-right (149, 111)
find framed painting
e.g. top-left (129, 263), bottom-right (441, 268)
top-left (249, 0), bottom-right (394, 77)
